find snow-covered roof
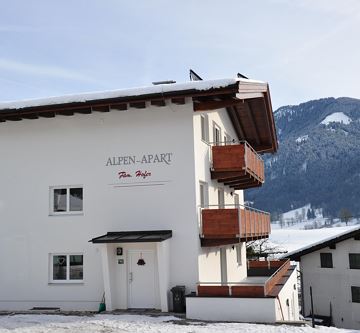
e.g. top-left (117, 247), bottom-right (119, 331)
top-left (283, 225), bottom-right (360, 260)
top-left (0, 75), bottom-right (277, 153)
top-left (0, 77), bottom-right (264, 111)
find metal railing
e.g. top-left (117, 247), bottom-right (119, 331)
top-left (199, 203), bottom-right (270, 240)
top-left (197, 259), bottom-right (290, 297)
top-left (208, 140), bottom-right (264, 182)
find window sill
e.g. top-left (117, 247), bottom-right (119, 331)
top-left (48, 281), bottom-right (84, 285)
top-left (49, 212), bottom-right (84, 217)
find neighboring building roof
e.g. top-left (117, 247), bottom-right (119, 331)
top-left (0, 76), bottom-right (277, 153)
top-left (284, 226), bottom-right (360, 261)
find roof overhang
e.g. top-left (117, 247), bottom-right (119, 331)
top-left (89, 230), bottom-right (172, 243)
top-left (0, 77), bottom-right (278, 153)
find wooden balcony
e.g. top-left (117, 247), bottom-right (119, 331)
top-left (197, 259), bottom-right (291, 298)
top-left (211, 142), bottom-right (264, 190)
top-left (200, 206), bottom-right (270, 247)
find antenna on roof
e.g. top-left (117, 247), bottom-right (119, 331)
top-left (189, 69), bottom-right (203, 81)
top-left (237, 72), bottom-right (249, 79)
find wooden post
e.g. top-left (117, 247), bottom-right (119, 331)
top-left (310, 286), bottom-right (315, 328)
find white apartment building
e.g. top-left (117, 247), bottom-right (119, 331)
top-left (286, 226), bottom-right (360, 329)
top-left (0, 75), bottom-right (298, 322)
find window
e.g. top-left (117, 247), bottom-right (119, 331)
top-left (236, 244), bottom-right (242, 265)
top-left (352, 286), bottom-right (360, 303)
top-left (200, 115), bottom-right (209, 142)
top-left (199, 182), bottom-right (208, 208)
top-left (220, 248), bottom-right (227, 283)
top-left (213, 122), bottom-right (221, 146)
top-left (349, 253), bottom-right (360, 269)
top-left (50, 254), bottom-right (83, 282)
top-left (50, 186), bottom-right (83, 214)
top-left (320, 253), bottom-right (333, 268)
top-left (218, 188), bottom-right (225, 209)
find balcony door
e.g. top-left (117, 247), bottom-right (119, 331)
top-left (218, 188), bottom-right (225, 209)
top-left (234, 193), bottom-right (239, 207)
top-left (220, 248), bottom-right (227, 284)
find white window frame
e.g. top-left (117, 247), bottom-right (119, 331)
top-left (49, 185), bottom-right (84, 216)
top-left (213, 122), bottom-right (222, 146)
top-left (49, 253), bottom-right (84, 284)
top-left (200, 114), bottom-right (209, 143)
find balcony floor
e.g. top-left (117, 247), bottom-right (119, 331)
top-left (239, 276), bottom-right (268, 285)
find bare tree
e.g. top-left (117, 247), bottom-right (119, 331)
top-left (246, 239), bottom-right (287, 259)
top-left (339, 208), bottom-right (352, 226)
top-left (279, 213), bottom-right (284, 229)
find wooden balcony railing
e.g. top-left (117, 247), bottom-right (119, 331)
top-left (200, 204), bottom-right (270, 247)
top-left (211, 141), bottom-right (265, 190)
top-left (197, 259), bottom-right (291, 298)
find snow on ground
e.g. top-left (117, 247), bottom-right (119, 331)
top-left (270, 226), bottom-right (359, 253)
top-left (321, 112), bottom-right (352, 125)
top-left (0, 314), bottom-right (357, 333)
top-left (281, 204), bottom-right (311, 221)
top-left (295, 135), bottom-right (309, 143)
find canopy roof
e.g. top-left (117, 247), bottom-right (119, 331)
top-left (90, 230), bottom-right (172, 243)
top-left (0, 77), bottom-right (278, 153)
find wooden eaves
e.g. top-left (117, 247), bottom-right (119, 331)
top-left (0, 79), bottom-right (278, 154)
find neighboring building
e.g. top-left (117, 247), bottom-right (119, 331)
top-left (0, 74), bottom-right (298, 322)
top-left (285, 226), bottom-right (360, 329)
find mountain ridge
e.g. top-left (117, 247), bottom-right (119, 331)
top-left (246, 96), bottom-right (360, 218)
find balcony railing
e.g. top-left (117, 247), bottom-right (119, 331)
top-left (200, 204), bottom-right (270, 247)
top-left (197, 259), bottom-right (291, 297)
top-left (210, 141), bottom-right (264, 190)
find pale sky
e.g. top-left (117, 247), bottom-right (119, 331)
top-left (1, 0), bottom-right (360, 108)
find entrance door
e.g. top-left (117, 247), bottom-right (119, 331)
top-left (128, 250), bottom-right (156, 308)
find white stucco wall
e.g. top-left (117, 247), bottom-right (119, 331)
top-left (0, 101), bottom-right (200, 311)
top-left (275, 268), bottom-right (299, 321)
top-left (300, 237), bottom-right (360, 329)
top-left (193, 109), bottom-right (247, 285)
top-left (186, 297), bottom-right (277, 323)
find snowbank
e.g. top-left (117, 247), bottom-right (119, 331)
top-left (0, 314), bottom-right (353, 333)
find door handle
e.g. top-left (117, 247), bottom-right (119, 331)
top-left (129, 272), bottom-right (133, 283)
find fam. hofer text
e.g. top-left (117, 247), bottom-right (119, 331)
top-left (106, 153), bottom-right (173, 166)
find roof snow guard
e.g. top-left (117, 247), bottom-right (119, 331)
top-left (284, 226), bottom-right (360, 261)
top-left (0, 77), bottom-right (277, 153)
top-left (90, 230), bottom-right (172, 243)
